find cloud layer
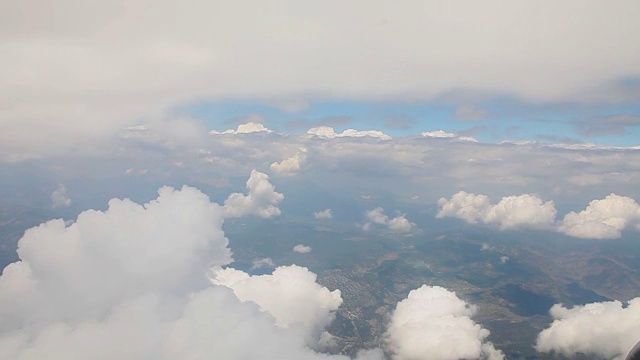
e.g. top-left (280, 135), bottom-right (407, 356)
top-left (3, 0), bottom-right (639, 157)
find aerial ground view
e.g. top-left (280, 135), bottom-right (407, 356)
top-left (1, 1), bottom-right (640, 359)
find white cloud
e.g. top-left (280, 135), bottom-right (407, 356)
top-left (270, 148), bottom-right (307, 176)
top-left (223, 170), bottom-right (284, 218)
top-left (0, 184), bottom-right (389, 360)
top-left (421, 130), bottom-right (458, 138)
top-left (437, 191), bottom-right (492, 224)
top-left (211, 265), bottom-right (342, 344)
top-left (50, 184), bottom-right (71, 208)
top-left (421, 130), bottom-right (478, 142)
top-left (210, 122), bottom-right (273, 135)
top-left (536, 299), bottom-right (640, 360)
top-left (308, 126), bottom-right (392, 140)
top-left (364, 207), bottom-right (413, 232)
top-left (558, 194), bottom-right (640, 239)
top-left (314, 209), bottom-right (333, 219)
top-left (484, 194), bottom-right (558, 230)
top-left (437, 192), bottom-right (557, 230)
top-left (293, 244), bottom-right (312, 254)
top-left (438, 192), bottom-right (640, 239)
top-left (386, 285), bottom-right (503, 360)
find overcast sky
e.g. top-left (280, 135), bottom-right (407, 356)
top-left (2, 0), bottom-right (640, 160)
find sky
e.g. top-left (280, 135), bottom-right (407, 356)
top-left (2, 1), bottom-right (640, 359)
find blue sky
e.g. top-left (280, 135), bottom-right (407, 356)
top-left (180, 98), bottom-right (640, 146)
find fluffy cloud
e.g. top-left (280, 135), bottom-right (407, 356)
top-left (0, 186), bottom-right (232, 329)
top-left (364, 207), bottom-right (413, 232)
top-left (50, 184), bottom-right (71, 208)
top-left (223, 170), bottom-right (284, 218)
top-left (270, 148), bottom-right (307, 176)
top-left (210, 122), bottom-right (273, 135)
top-left (536, 299), bottom-right (640, 360)
top-left (211, 265), bottom-right (342, 344)
top-left (307, 127), bottom-right (391, 140)
top-left (558, 194), bottom-right (640, 239)
top-left (484, 194), bottom-right (558, 230)
top-left (386, 285), bottom-right (503, 360)
top-left (437, 191), bottom-right (492, 224)
top-left (0, 184), bottom-right (387, 360)
top-left (438, 192), bottom-right (640, 239)
top-left (293, 244), bottom-right (312, 254)
top-left (437, 192), bottom-right (557, 230)
top-left (314, 209), bottom-right (333, 219)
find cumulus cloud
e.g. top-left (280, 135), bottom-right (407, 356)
top-left (0, 185), bottom-right (388, 360)
top-left (270, 148), bottom-right (307, 176)
top-left (558, 194), bottom-right (640, 239)
top-left (293, 244), bottom-right (312, 254)
top-left (314, 209), bottom-right (333, 219)
top-left (438, 192), bottom-right (640, 239)
top-left (223, 170), bottom-right (284, 218)
top-left (437, 192), bottom-right (557, 230)
top-left (50, 184), bottom-right (71, 208)
top-left (211, 265), bottom-right (342, 344)
top-left (308, 126), bottom-right (392, 140)
top-left (364, 207), bottom-right (413, 232)
top-left (386, 285), bottom-right (503, 360)
top-left (536, 299), bottom-right (640, 360)
top-left (210, 122), bottom-right (273, 135)
top-left (437, 191), bottom-right (492, 224)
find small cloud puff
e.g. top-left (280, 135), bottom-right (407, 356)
top-left (223, 170), bottom-right (284, 218)
top-left (271, 148), bottom-right (307, 176)
top-left (386, 285), bottom-right (504, 360)
top-left (307, 126), bottom-right (391, 140)
top-left (293, 244), bottom-right (312, 254)
top-left (314, 209), bottom-right (333, 219)
top-left (364, 207), bottom-right (413, 232)
top-left (250, 257), bottom-right (275, 270)
top-left (50, 184), bottom-right (71, 208)
top-left (210, 122), bottom-right (273, 135)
